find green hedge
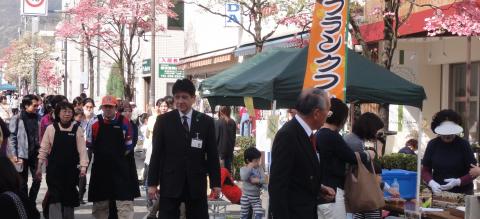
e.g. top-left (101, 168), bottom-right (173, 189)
top-left (232, 136), bottom-right (255, 180)
top-left (380, 153), bottom-right (417, 171)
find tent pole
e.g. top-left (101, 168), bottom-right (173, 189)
top-left (266, 99), bottom-right (277, 174)
top-left (272, 100), bottom-right (277, 115)
top-left (416, 111), bottom-right (423, 219)
top-left (265, 100), bottom-right (277, 219)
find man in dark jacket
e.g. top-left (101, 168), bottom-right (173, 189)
top-left (268, 88), bottom-right (335, 219)
top-left (8, 94), bottom-right (41, 206)
top-left (215, 106), bottom-right (236, 172)
top-left (148, 79), bottom-right (221, 219)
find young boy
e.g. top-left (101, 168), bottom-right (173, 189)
top-left (240, 147), bottom-right (267, 219)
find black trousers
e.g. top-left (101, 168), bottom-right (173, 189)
top-left (158, 181), bottom-right (209, 219)
top-left (78, 149), bottom-right (93, 200)
top-left (20, 157), bottom-right (41, 206)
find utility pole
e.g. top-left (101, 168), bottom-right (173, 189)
top-left (96, 0), bottom-right (102, 98)
top-left (465, 36), bottom-right (472, 139)
top-left (63, 6), bottom-right (69, 97)
top-left (31, 16), bottom-right (39, 94)
top-left (149, 0), bottom-right (156, 108)
top-left (80, 42), bottom-right (85, 94)
top-left (64, 37), bottom-right (68, 96)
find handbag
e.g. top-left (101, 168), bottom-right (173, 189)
top-left (344, 152), bottom-right (385, 213)
top-left (219, 168), bottom-right (242, 204)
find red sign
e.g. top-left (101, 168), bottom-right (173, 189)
top-left (21, 0), bottom-right (48, 16)
top-left (26, 0), bottom-right (45, 7)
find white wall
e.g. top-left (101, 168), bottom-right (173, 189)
top-left (183, 2), bottom-right (305, 56)
top-left (135, 11), bottom-right (185, 113)
top-left (385, 37), bottom-right (480, 153)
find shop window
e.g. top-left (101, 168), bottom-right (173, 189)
top-left (168, 0), bottom-right (184, 30)
top-left (449, 62), bottom-right (480, 144)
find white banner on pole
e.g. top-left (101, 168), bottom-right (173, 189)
top-left (21, 0), bottom-right (48, 16)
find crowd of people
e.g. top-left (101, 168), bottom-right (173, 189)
top-left (0, 79), bottom-right (479, 219)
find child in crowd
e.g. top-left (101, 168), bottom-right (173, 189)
top-left (74, 108), bottom-right (85, 124)
top-left (240, 147), bottom-right (267, 219)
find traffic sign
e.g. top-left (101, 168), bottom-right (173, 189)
top-left (21, 0), bottom-right (48, 16)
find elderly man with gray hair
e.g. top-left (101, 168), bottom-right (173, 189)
top-left (268, 88), bottom-right (336, 219)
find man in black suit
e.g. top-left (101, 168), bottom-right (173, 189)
top-left (269, 88), bottom-right (336, 219)
top-left (147, 79), bottom-right (221, 219)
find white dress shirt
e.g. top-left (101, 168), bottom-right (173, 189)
top-left (295, 114), bottom-right (319, 161)
top-left (179, 109), bottom-right (193, 131)
top-left (295, 114), bottom-right (313, 137)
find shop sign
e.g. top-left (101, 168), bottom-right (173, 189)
top-left (225, 3), bottom-right (240, 27)
top-left (143, 59), bottom-right (151, 74)
top-left (158, 64), bottom-right (184, 79)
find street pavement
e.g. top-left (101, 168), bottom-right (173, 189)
top-left (31, 150), bottom-right (266, 218)
top-left (34, 150), bottom-right (150, 219)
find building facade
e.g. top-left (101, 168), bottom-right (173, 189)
top-left (358, 0), bottom-right (480, 152)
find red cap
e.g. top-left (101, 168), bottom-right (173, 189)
top-left (101, 95), bottom-right (117, 106)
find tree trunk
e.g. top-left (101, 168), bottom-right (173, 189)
top-left (255, 42), bottom-right (263, 53)
top-left (349, 15), bottom-right (371, 59)
top-left (124, 59), bottom-right (134, 101)
top-left (254, 1), bottom-right (263, 54)
top-left (81, 42), bottom-right (85, 94)
top-left (379, 0), bottom-right (397, 131)
top-left (87, 47), bottom-right (95, 98)
top-left (382, 0), bottom-right (395, 70)
top-left (123, 22), bottom-right (137, 102)
top-left (118, 24), bottom-right (126, 99)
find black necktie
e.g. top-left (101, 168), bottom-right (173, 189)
top-left (182, 115), bottom-right (189, 132)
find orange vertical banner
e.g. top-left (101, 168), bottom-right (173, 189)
top-left (303, 0), bottom-right (349, 101)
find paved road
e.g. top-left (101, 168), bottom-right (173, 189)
top-left (34, 150), bottom-right (150, 219)
top-left (31, 150), bottom-right (265, 218)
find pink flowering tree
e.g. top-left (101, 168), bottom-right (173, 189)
top-left (187, 0), bottom-right (314, 53)
top-left (424, 0), bottom-right (480, 138)
top-left (1, 34), bottom-right (53, 93)
top-left (57, 0), bottom-right (176, 100)
top-left (57, 0), bottom-right (107, 97)
top-left (424, 0), bottom-right (480, 36)
top-left (38, 60), bottom-right (63, 93)
top-left (348, 0), bottom-right (420, 70)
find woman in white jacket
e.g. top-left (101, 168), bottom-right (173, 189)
top-left (143, 97), bottom-right (172, 218)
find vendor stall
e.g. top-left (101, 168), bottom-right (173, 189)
top-left (198, 46), bottom-right (428, 218)
top-left (199, 46), bottom-right (426, 109)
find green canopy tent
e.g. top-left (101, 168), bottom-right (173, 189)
top-left (199, 46), bottom-right (426, 109)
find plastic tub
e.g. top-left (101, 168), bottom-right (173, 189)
top-left (382, 169), bottom-right (417, 199)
